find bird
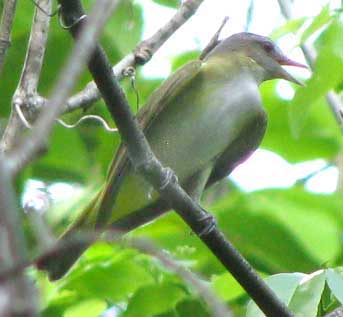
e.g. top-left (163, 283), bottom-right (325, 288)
top-left (37, 32), bottom-right (306, 280)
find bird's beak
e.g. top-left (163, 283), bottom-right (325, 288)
top-left (276, 55), bottom-right (308, 86)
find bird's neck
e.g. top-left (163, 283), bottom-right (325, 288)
top-left (204, 52), bottom-right (268, 85)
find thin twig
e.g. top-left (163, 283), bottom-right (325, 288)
top-left (58, 0), bottom-right (205, 113)
top-left (0, 159), bottom-right (38, 317)
top-left (0, 0), bottom-right (53, 153)
top-left (1, 0), bottom-right (205, 154)
top-left (127, 238), bottom-right (231, 317)
top-left (277, 0), bottom-right (343, 132)
top-left (2, 227), bottom-right (230, 317)
top-left (6, 0), bottom-right (120, 175)
top-left (0, 0), bottom-right (18, 74)
top-left (56, 1), bottom-right (293, 316)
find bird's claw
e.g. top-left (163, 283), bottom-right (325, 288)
top-left (160, 167), bottom-right (178, 190)
top-left (197, 212), bottom-right (217, 236)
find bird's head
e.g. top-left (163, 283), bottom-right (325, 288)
top-left (207, 32), bottom-right (307, 85)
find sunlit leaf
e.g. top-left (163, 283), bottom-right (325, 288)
top-left (289, 18), bottom-right (343, 136)
top-left (63, 299), bottom-right (107, 317)
top-left (153, 0), bottom-right (180, 8)
top-left (300, 5), bottom-right (331, 44)
top-left (261, 81), bottom-right (342, 162)
top-left (326, 268), bottom-right (343, 304)
top-left (271, 17), bottom-right (307, 40)
top-left (289, 271), bottom-right (326, 317)
top-left (246, 273), bottom-right (305, 317)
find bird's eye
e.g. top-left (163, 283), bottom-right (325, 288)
top-left (262, 42), bottom-right (274, 53)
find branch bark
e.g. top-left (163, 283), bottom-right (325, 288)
top-left (0, 0), bottom-right (53, 153)
top-left (55, 1), bottom-right (293, 317)
top-left (0, 159), bottom-right (38, 317)
top-left (0, 0), bottom-right (205, 158)
top-left (0, 0), bottom-right (18, 74)
top-left (6, 0), bottom-right (120, 174)
top-left (10, 0), bottom-right (205, 120)
top-left (62, 0), bottom-right (204, 113)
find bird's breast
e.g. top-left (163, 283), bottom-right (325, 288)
top-left (145, 74), bottom-right (264, 182)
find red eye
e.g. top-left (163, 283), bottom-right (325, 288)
top-left (262, 42), bottom-right (274, 53)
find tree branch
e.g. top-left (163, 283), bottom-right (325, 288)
top-left (63, 0), bottom-right (204, 113)
top-left (277, 0), bottom-right (343, 132)
top-left (0, 0), bottom-right (18, 74)
top-left (0, 0), bottom-right (53, 153)
top-left (2, 228), bottom-right (231, 317)
top-left (6, 0), bottom-right (120, 174)
top-left (55, 1), bottom-right (293, 317)
top-left (0, 159), bottom-right (38, 317)
top-left (126, 238), bottom-right (231, 317)
top-left (29, 0), bottom-right (204, 116)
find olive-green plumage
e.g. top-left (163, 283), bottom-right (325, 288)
top-left (37, 32), bottom-right (305, 280)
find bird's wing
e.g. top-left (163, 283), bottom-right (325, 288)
top-left (137, 60), bottom-right (203, 129)
top-left (97, 60), bottom-right (204, 224)
top-left (106, 60), bottom-right (203, 180)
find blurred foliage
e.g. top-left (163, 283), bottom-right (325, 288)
top-left (0, 0), bottom-right (342, 316)
top-left (152, 0), bottom-right (180, 9)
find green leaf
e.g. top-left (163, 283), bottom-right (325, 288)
top-left (271, 17), bottom-right (307, 40)
top-left (247, 273), bottom-right (305, 317)
top-left (176, 299), bottom-right (210, 317)
top-left (124, 283), bottom-right (186, 317)
top-left (211, 272), bottom-right (245, 301)
top-left (300, 5), bottom-right (331, 44)
top-left (289, 18), bottom-right (343, 136)
top-left (152, 0), bottom-right (180, 8)
top-left (61, 254), bottom-right (154, 302)
top-left (261, 81), bottom-right (342, 162)
top-left (171, 51), bottom-right (201, 71)
top-left (289, 270), bottom-right (326, 317)
top-left (326, 268), bottom-right (343, 304)
top-left (31, 126), bottom-right (89, 182)
top-left (103, 0), bottom-right (144, 56)
top-left (214, 188), bottom-right (343, 273)
top-left (63, 299), bottom-right (107, 317)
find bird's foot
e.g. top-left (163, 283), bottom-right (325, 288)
top-left (160, 167), bottom-right (178, 190)
top-left (197, 212), bottom-right (217, 237)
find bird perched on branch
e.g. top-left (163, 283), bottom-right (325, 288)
top-left (37, 32), bottom-right (306, 280)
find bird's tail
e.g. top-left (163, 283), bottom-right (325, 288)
top-left (36, 191), bottom-right (169, 280)
top-left (36, 192), bottom-right (100, 281)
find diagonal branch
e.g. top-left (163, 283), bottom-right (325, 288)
top-left (0, 0), bottom-right (206, 157)
top-left (63, 0), bottom-right (204, 113)
top-left (6, 0), bottom-right (120, 174)
top-left (0, 0), bottom-right (53, 153)
top-left (54, 1), bottom-right (293, 317)
top-left (277, 0), bottom-right (343, 131)
top-left (126, 238), bottom-right (231, 317)
top-left (0, 0), bottom-right (18, 74)
top-left (33, 0), bottom-right (205, 115)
